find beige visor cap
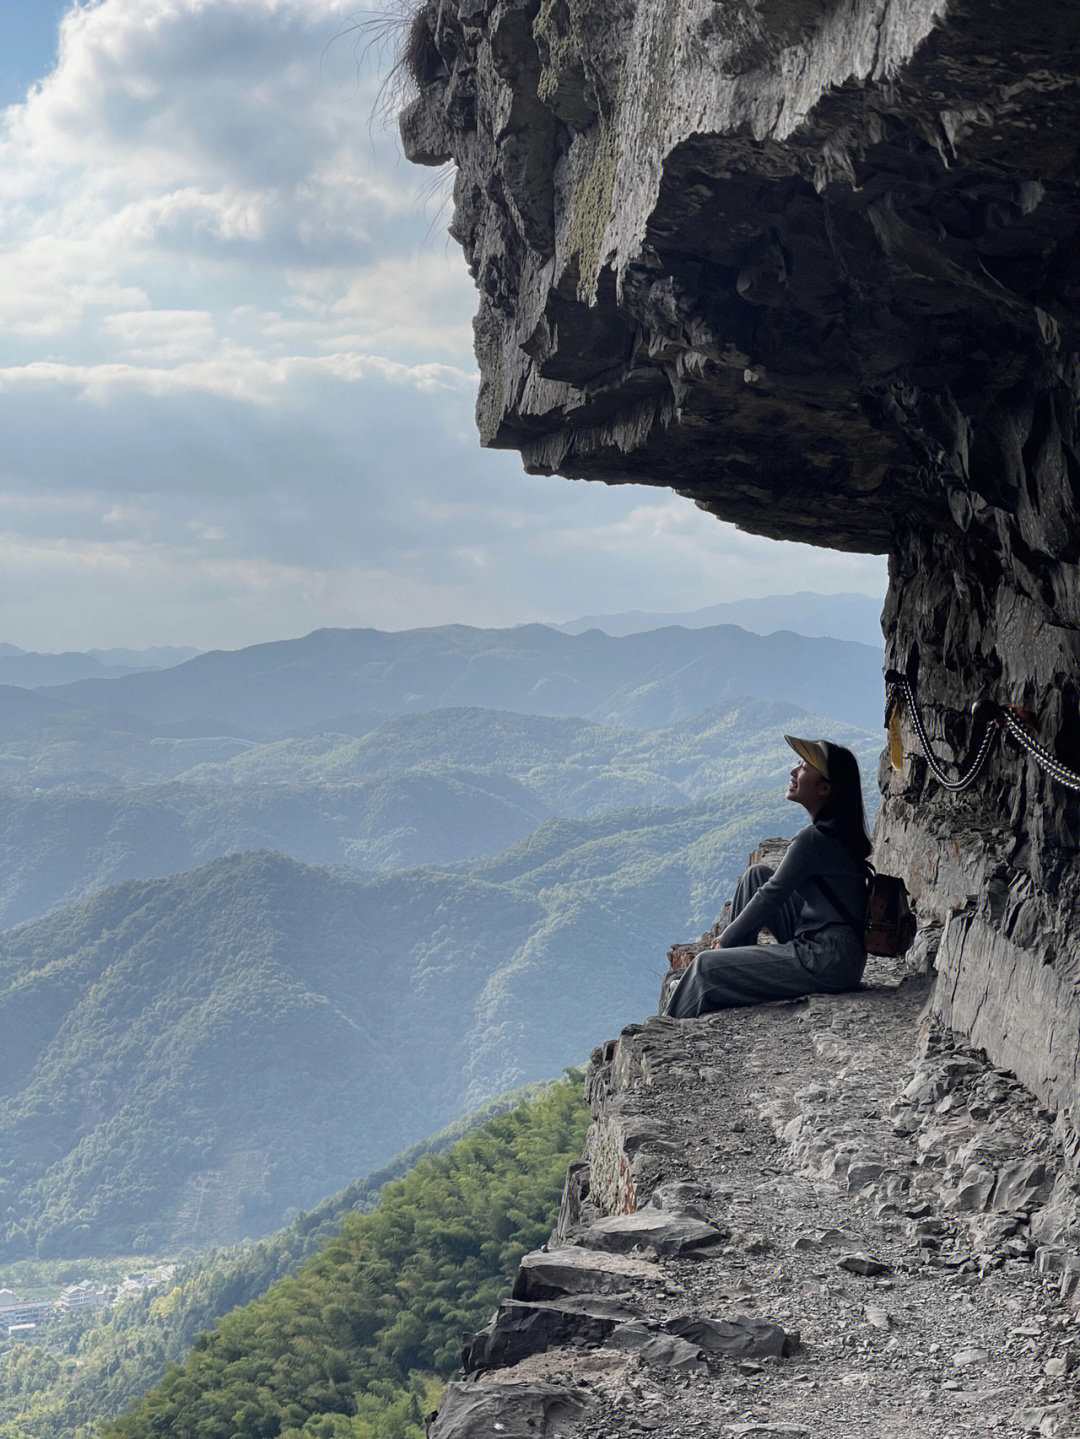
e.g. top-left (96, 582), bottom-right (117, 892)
top-left (784, 734), bottom-right (830, 779)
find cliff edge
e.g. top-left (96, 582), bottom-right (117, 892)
top-left (430, 972), bottom-right (1080, 1437)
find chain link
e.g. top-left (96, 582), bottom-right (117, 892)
top-left (1000, 711), bottom-right (1080, 794)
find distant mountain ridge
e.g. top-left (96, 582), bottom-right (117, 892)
top-left (553, 591), bottom-right (883, 646)
top-left (0, 616), bottom-right (889, 1264)
top-left (0, 644), bottom-right (199, 689)
top-left (41, 621), bottom-right (886, 735)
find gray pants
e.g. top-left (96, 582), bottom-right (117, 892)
top-left (665, 864), bottom-right (863, 1019)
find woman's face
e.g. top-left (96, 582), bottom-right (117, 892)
top-left (787, 760), bottom-right (831, 817)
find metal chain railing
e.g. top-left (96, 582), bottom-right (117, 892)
top-left (886, 669), bottom-right (1080, 796)
top-left (1000, 709), bottom-right (1080, 794)
top-left (886, 672), bottom-right (998, 792)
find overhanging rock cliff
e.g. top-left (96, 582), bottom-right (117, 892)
top-left (400, 0), bottom-right (1080, 1116)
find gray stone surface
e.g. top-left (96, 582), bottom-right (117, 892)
top-left (604, 1322), bottom-right (706, 1370)
top-left (724, 1427), bottom-right (810, 1439)
top-left (424, 980), bottom-right (1080, 1437)
top-left (428, 1381), bottom-right (588, 1439)
top-left (513, 1245), bottom-right (662, 1300)
top-left (464, 1297), bottom-right (634, 1373)
top-left (579, 1211), bottom-right (726, 1257)
top-left (837, 1251), bottom-right (892, 1277)
top-left (666, 1314), bottom-right (798, 1359)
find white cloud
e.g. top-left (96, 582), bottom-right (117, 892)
top-left (530, 494), bottom-right (887, 608)
top-left (0, 352), bottom-right (473, 405)
top-left (287, 248), bottom-right (476, 356)
top-left (0, 0), bottom-right (454, 357)
top-left (10, 0), bottom-right (363, 188)
top-left (0, 491), bottom-right (105, 521)
top-left (0, 0), bottom-right (888, 650)
top-left (103, 309), bottom-right (217, 362)
top-left (0, 527), bottom-right (535, 650)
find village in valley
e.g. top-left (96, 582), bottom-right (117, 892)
top-left (0, 1267), bottom-right (176, 1340)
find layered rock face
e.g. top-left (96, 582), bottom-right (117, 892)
top-left (400, 0), bottom-right (1080, 1115)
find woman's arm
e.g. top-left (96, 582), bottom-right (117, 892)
top-left (719, 827), bottom-right (820, 948)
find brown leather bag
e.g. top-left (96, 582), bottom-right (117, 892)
top-left (863, 872), bottom-right (917, 956)
top-left (815, 869), bottom-right (917, 957)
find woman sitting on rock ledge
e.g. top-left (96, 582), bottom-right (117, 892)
top-left (666, 736), bottom-right (870, 1018)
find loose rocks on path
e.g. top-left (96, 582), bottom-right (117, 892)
top-left (431, 964), bottom-right (1080, 1439)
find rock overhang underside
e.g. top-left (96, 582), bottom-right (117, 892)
top-left (401, 0), bottom-right (1080, 555)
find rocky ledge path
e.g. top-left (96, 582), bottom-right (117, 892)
top-left (431, 960), bottom-right (1080, 1439)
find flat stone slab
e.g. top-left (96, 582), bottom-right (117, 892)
top-left (605, 1322), bottom-right (706, 1370)
top-left (580, 1212), bottom-right (725, 1256)
top-left (792, 1227), bottom-right (858, 1251)
top-left (464, 1299), bottom-right (634, 1374)
top-left (725, 1426), bottom-right (811, 1438)
top-left (541, 1294), bottom-right (640, 1320)
top-left (429, 1381), bottom-right (586, 1439)
top-left (668, 1314), bottom-right (799, 1359)
top-left (513, 1246), bottom-right (661, 1301)
top-left (645, 1180), bottom-right (710, 1218)
top-left (837, 1251), bottom-right (893, 1276)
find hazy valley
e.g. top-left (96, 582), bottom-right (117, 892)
top-left (0, 603), bottom-right (883, 1436)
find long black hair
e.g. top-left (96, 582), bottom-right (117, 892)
top-left (816, 743), bottom-right (872, 863)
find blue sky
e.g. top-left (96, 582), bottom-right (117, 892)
top-left (2, 2), bottom-right (65, 109)
top-left (0, 0), bottom-right (887, 651)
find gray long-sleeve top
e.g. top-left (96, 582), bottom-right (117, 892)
top-left (719, 821), bottom-right (867, 949)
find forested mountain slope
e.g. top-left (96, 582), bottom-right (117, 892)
top-left (0, 1080), bottom-right (588, 1439)
top-left (0, 699), bottom-right (877, 929)
top-left (0, 767), bottom-right (549, 928)
top-left (182, 698), bottom-right (871, 798)
top-left (0, 780), bottom-right (799, 1257)
top-left (100, 1079), bottom-right (588, 1439)
top-left (0, 852), bottom-right (540, 1257)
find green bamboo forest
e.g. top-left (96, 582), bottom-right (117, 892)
top-left (0, 1079), bottom-right (589, 1439)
